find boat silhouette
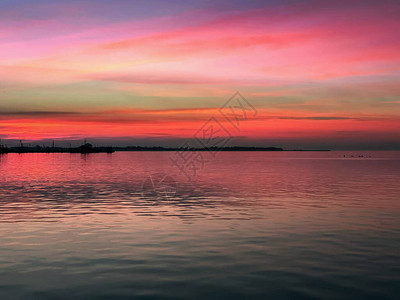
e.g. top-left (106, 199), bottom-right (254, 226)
top-left (69, 143), bottom-right (115, 154)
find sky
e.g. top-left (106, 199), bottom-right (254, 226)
top-left (0, 0), bottom-right (399, 149)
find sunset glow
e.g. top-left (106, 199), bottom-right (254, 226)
top-left (1, 0), bottom-right (399, 149)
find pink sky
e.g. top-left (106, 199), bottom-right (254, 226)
top-left (0, 0), bottom-right (399, 149)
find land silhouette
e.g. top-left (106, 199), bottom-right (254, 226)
top-left (0, 141), bottom-right (114, 154)
top-left (0, 142), bottom-right (330, 154)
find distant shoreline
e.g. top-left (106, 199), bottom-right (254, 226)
top-left (0, 146), bottom-right (331, 153)
top-left (114, 147), bottom-right (331, 152)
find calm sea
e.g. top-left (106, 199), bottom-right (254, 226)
top-left (0, 151), bottom-right (399, 299)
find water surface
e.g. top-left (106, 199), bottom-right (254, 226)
top-left (0, 151), bottom-right (399, 299)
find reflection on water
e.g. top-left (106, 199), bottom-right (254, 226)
top-left (0, 152), bottom-right (399, 298)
